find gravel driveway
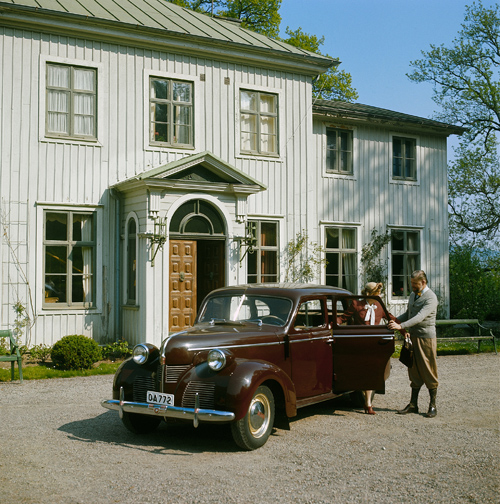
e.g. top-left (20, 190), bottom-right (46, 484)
top-left (1, 354), bottom-right (498, 504)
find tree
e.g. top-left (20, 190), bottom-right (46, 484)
top-left (283, 27), bottom-right (358, 102)
top-left (168, 0), bottom-right (282, 38)
top-left (408, 2), bottom-right (500, 244)
top-left (408, 1), bottom-right (499, 142)
top-left (449, 245), bottom-right (500, 320)
top-left (168, 0), bottom-right (358, 102)
top-left (448, 136), bottom-right (500, 243)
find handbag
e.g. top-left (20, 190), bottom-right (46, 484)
top-left (399, 337), bottom-right (414, 367)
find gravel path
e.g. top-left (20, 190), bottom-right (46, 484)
top-left (1, 354), bottom-right (499, 504)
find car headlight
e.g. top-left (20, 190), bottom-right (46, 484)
top-left (133, 344), bottom-right (149, 365)
top-left (207, 348), bottom-right (226, 371)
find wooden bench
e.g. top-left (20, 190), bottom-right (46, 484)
top-left (0, 329), bottom-right (23, 382)
top-left (435, 319), bottom-right (498, 355)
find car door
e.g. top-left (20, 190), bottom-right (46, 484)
top-left (330, 295), bottom-right (395, 392)
top-left (289, 297), bottom-right (333, 398)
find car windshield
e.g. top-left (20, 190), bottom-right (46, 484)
top-left (198, 294), bottom-right (293, 327)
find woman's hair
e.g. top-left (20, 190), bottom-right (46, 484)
top-left (362, 282), bottom-right (383, 296)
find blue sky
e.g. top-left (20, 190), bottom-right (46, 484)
top-left (279, 0), bottom-right (486, 150)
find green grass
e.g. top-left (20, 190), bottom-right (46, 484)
top-left (0, 361), bottom-right (121, 382)
top-left (393, 340), bottom-right (497, 358)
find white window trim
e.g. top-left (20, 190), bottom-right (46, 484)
top-left (235, 84), bottom-right (284, 161)
top-left (39, 55), bottom-right (104, 146)
top-left (124, 212), bottom-right (139, 306)
top-left (143, 69), bottom-right (198, 153)
top-left (322, 123), bottom-right (357, 179)
top-left (389, 132), bottom-right (420, 186)
top-left (36, 203), bottom-right (103, 314)
top-left (388, 226), bottom-right (423, 303)
top-left (320, 222), bottom-right (361, 292)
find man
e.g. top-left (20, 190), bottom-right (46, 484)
top-left (388, 270), bottom-right (439, 418)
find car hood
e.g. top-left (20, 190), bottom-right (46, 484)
top-left (163, 322), bottom-right (283, 364)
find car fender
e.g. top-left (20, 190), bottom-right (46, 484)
top-left (111, 356), bottom-right (159, 400)
top-left (224, 359), bottom-right (297, 421)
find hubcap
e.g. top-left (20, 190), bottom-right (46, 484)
top-left (248, 393), bottom-right (270, 438)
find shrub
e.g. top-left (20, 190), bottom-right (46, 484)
top-left (101, 340), bottom-right (132, 361)
top-left (51, 335), bottom-right (102, 370)
top-left (29, 344), bottom-right (52, 363)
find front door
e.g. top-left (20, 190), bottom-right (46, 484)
top-left (197, 240), bottom-right (225, 309)
top-left (170, 240), bottom-right (197, 332)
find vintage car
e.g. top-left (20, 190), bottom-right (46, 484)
top-left (101, 284), bottom-right (395, 450)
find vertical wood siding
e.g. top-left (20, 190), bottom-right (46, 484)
top-left (0, 26), bottom-right (451, 345)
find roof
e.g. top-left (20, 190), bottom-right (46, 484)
top-left (313, 99), bottom-right (467, 136)
top-left (0, 0), bottom-right (334, 74)
top-left (210, 283), bottom-right (352, 298)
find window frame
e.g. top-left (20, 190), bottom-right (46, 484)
top-left (325, 127), bottom-right (354, 175)
top-left (246, 220), bottom-right (280, 283)
top-left (125, 214), bottom-right (139, 305)
top-left (323, 226), bottom-right (358, 293)
top-left (239, 89), bottom-right (279, 157)
top-left (390, 229), bottom-right (421, 298)
top-left (392, 135), bottom-right (418, 182)
top-left (42, 209), bottom-right (97, 309)
top-left (38, 205), bottom-right (102, 312)
top-left (45, 63), bottom-right (97, 141)
top-left (149, 76), bottom-right (194, 148)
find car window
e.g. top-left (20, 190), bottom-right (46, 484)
top-left (198, 294), bottom-right (292, 326)
top-left (294, 299), bottom-right (326, 330)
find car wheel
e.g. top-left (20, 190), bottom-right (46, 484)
top-left (231, 385), bottom-right (275, 450)
top-left (122, 412), bottom-right (161, 434)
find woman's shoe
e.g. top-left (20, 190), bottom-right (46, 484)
top-left (364, 406), bottom-right (376, 415)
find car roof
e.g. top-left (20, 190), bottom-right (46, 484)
top-left (206, 283), bottom-right (352, 300)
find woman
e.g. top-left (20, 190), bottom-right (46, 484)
top-left (337, 282), bottom-right (403, 415)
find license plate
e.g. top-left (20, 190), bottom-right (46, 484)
top-left (146, 391), bottom-right (174, 406)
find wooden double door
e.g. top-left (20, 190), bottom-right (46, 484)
top-left (169, 239), bottom-right (225, 332)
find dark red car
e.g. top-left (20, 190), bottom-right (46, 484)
top-left (102, 284), bottom-right (395, 450)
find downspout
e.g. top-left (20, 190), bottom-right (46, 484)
top-left (110, 189), bottom-right (122, 342)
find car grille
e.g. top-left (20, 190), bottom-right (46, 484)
top-left (165, 365), bottom-right (190, 383)
top-left (133, 375), bottom-right (155, 402)
top-left (182, 381), bottom-right (216, 409)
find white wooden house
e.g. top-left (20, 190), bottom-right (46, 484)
top-left (0, 0), bottom-right (464, 348)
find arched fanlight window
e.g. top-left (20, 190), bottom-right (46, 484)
top-left (170, 200), bottom-right (225, 236)
top-left (126, 217), bottom-right (137, 303)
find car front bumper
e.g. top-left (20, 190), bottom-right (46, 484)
top-left (101, 387), bottom-right (235, 427)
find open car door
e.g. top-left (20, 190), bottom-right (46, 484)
top-left (330, 295), bottom-right (395, 392)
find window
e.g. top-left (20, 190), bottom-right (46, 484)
top-left (240, 90), bottom-right (278, 155)
top-left (393, 136), bottom-right (416, 180)
top-left (326, 128), bottom-right (353, 174)
top-left (247, 221), bottom-right (279, 283)
top-left (294, 299), bottom-right (326, 329)
top-left (44, 210), bottom-right (95, 307)
top-left (391, 230), bottom-right (420, 297)
top-left (126, 218), bottom-right (137, 304)
top-left (150, 77), bottom-right (193, 147)
top-left (325, 227), bottom-right (357, 293)
top-left (46, 64), bottom-right (96, 140)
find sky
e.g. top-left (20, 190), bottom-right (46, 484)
top-left (279, 0), bottom-right (493, 154)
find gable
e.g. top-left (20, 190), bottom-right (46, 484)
top-left (112, 151), bottom-right (266, 194)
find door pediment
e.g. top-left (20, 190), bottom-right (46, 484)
top-left (112, 151), bottom-right (266, 195)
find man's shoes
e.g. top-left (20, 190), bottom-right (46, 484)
top-left (425, 405), bottom-right (437, 418)
top-left (397, 403), bottom-right (418, 414)
top-left (425, 388), bottom-right (438, 418)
